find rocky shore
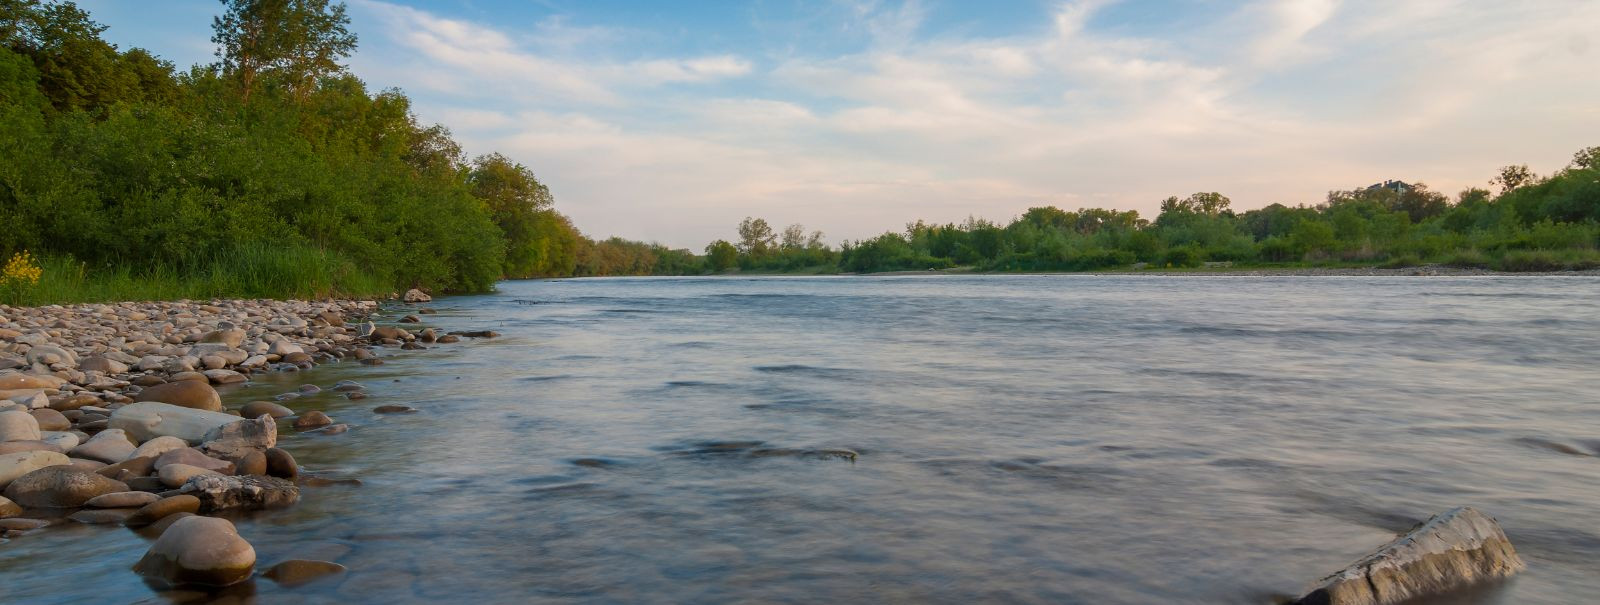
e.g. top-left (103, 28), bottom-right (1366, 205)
top-left (0, 288), bottom-right (492, 590)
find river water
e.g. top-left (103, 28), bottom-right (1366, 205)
top-left (3, 275), bottom-right (1599, 604)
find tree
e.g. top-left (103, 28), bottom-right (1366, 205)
top-left (469, 153), bottom-right (555, 277)
top-left (704, 240), bottom-right (738, 271)
top-left (780, 223), bottom-right (805, 250)
top-left (1572, 146), bottom-right (1600, 170)
top-left (212, 0), bottom-right (356, 103)
top-left (736, 217), bottom-right (776, 256)
top-left (1491, 164), bottom-right (1534, 194)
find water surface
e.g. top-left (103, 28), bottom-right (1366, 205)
top-left (3, 275), bottom-right (1599, 604)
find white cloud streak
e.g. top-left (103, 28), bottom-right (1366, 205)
top-left (347, 0), bottom-right (1600, 248)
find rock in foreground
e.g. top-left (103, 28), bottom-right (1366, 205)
top-left (1292, 507), bottom-right (1525, 605)
top-left (132, 516), bottom-right (255, 586)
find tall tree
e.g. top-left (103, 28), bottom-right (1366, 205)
top-left (212, 0), bottom-right (356, 103)
top-left (736, 217), bottom-right (776, 257)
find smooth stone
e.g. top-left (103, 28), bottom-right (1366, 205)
top-left (239, 401), bottom-right (292, 419)
top-left (331, 382), bottom-right (363, 392)
top-left (145, 510), bottom-right (195, 535)
top-left (132, 515), bottom-right (256, 586)
top-left (87, 490), bottom-right (161, 508)
top-left (133, 381), bottom-right (222, 412)
top-left (124, 494), bottom-right (201, 527)
top-left (264, 448), bottom-right (297, 479)
top-left (0, 440), bottom-right (65, 455)
top-left (436, 335), bottom-right (460, 344)
top-left (109, 402), bottom-right (240, 444)
top-left (80, 356), bottom-right (131, 374)
top-left (198, 329), bottom-right (246, 348)
top-left (65, 458), bottom-right (107, 473)
top-left (180, 474), bottom-right (299, 512)
top-left (155, 448), bottom-right (234, 474)
top-left (202, 369), bottom-right (247, 385)
top-left (129, 435), bottom-right (189, 461)
top-left (344, 391), bottom-right (367, 400)
top-left (264, 559), bottom-right (348, 587)
top-left (372, 405), bottom-right (415, 414)
top-left (0, 450), bottom-right (71, 490)
top-left (292, 411), bottom-right (332, 430)
top-left (67, 428), bottom-right (137, 463)
top-left (69, 507), bottom-right (137, 524)
top-left (0, 517), bottom-right (49, 530)
top-left (27, 408), bottom-right (70, 431)
top-left (0, 410), bottom-right (42, 442)
top-left (169, 371), bottom-right (209, 383)
top-left (96, 456), bottom-right (157, 479)
top-left (0, 495), bottom-right (21, 518)
top-left (0, 373), bottom-right (64, 390)
top-left (159, 464), bottom-right (223, 488)
top-left (310, 423), bottom-right (349, 435)
top-left (1291, 507), bottom-right (1525, 605)
top-left (49, 394), bottom-right (101, 411)
top-left (39, 431), bottom-right (79, 450)
top-left (199, 415), bottom-right (276, 460)
top-left (2, 466), bottom-right (128, 508)
top-left (233, 450), bottom-right (267, 476)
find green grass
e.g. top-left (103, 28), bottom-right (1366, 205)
top-left (10, 243), bottom-right (393, 306)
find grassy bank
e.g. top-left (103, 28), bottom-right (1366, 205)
top-left (6, 243), bottom-right (392, 306)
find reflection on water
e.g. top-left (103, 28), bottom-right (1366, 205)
top-left (3, 275), bottom-right (1599, 604)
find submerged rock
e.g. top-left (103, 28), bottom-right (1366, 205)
top-left (264, 559), bottom-right (348, 587)
top-left (132, 515), bottom-right (256, 586)
top-left (1291, 507), bottom-right (1525, 605)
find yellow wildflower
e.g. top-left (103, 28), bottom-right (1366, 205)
top-left (2, 250), bottom-right (42, 286)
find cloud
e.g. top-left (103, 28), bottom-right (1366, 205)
top-left (344, 0), bottom-right (1600, 248)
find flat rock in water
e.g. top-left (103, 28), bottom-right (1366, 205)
top-left (124, 494), bottom-right (201, 527)
top-left (69, 507), bottom-right (136, 524)
top-left (1291, 507), bottom-right (1525, 605)
top-left (86, 490), bottom-right (161, 508)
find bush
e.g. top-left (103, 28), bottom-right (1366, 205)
top-left (1162, 246), bottom-right (1203, 268)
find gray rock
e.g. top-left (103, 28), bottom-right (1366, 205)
top-left (129, 435), bottom-right (188, 461)
top-left (79, 356), bottom-right (130, 374)
top-left (202, 369), bottom-right (247, 384)
top-left (154, 448), bottom-right (234, 474)
top-left (180, 473), bottom-right (299, 512)
top-left (403, 288), bottom-right (432, 303)
top-left (200, 415), bottom-right (276, 460)
top-left (132, 515), bottom-right (256, 586)
top-left (1291, 507), bottom-right (1525, 605)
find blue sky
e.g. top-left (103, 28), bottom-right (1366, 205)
top-left (78, 0), bottom-right (1600, 248)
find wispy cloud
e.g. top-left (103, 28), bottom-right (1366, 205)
top-left (346, 0), bottom-right (1600, 248)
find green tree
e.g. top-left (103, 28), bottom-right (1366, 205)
top-left (212, 0), bottom-right (356, 103)
top-left (468, 152), bottom-right (554, 278)
top-left (736, 217), bottom-right (776, 257)
top-left (704, 240), bottom-right (737, 271)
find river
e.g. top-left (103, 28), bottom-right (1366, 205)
top-left (3, 275), bottom-right (1598, 604)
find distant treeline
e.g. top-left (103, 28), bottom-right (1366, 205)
top-left (612, 149), bottom-right (1600, 276)
top-left (0, 0), bottom-right (638, 302)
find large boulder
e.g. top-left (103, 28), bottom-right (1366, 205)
top-left (403, 288), bottom-right (431, 303)
top-left (3, 466), bottom-right (128, 508)
top-left (0, 450), bottom-right (70, 490)
top-left (180, 473), bottom-right (299, 512)
top-left (68, 428), bottom-right (137, 463)
top-left (1291, 507), bottom-right (1525, 605)
top-left (133, 380), bottom-right (222, 412)
top-left (109, 402), bottom-right (240, 444)
top-left (0, 410), bottom-right (41, 442)
top-left (132, 515), bottom-right (256, 586)
top-left (200, 415), bottom-right (276, 460)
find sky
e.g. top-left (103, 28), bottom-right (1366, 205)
top-left (77, 0), bottom-right (1600, 249)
